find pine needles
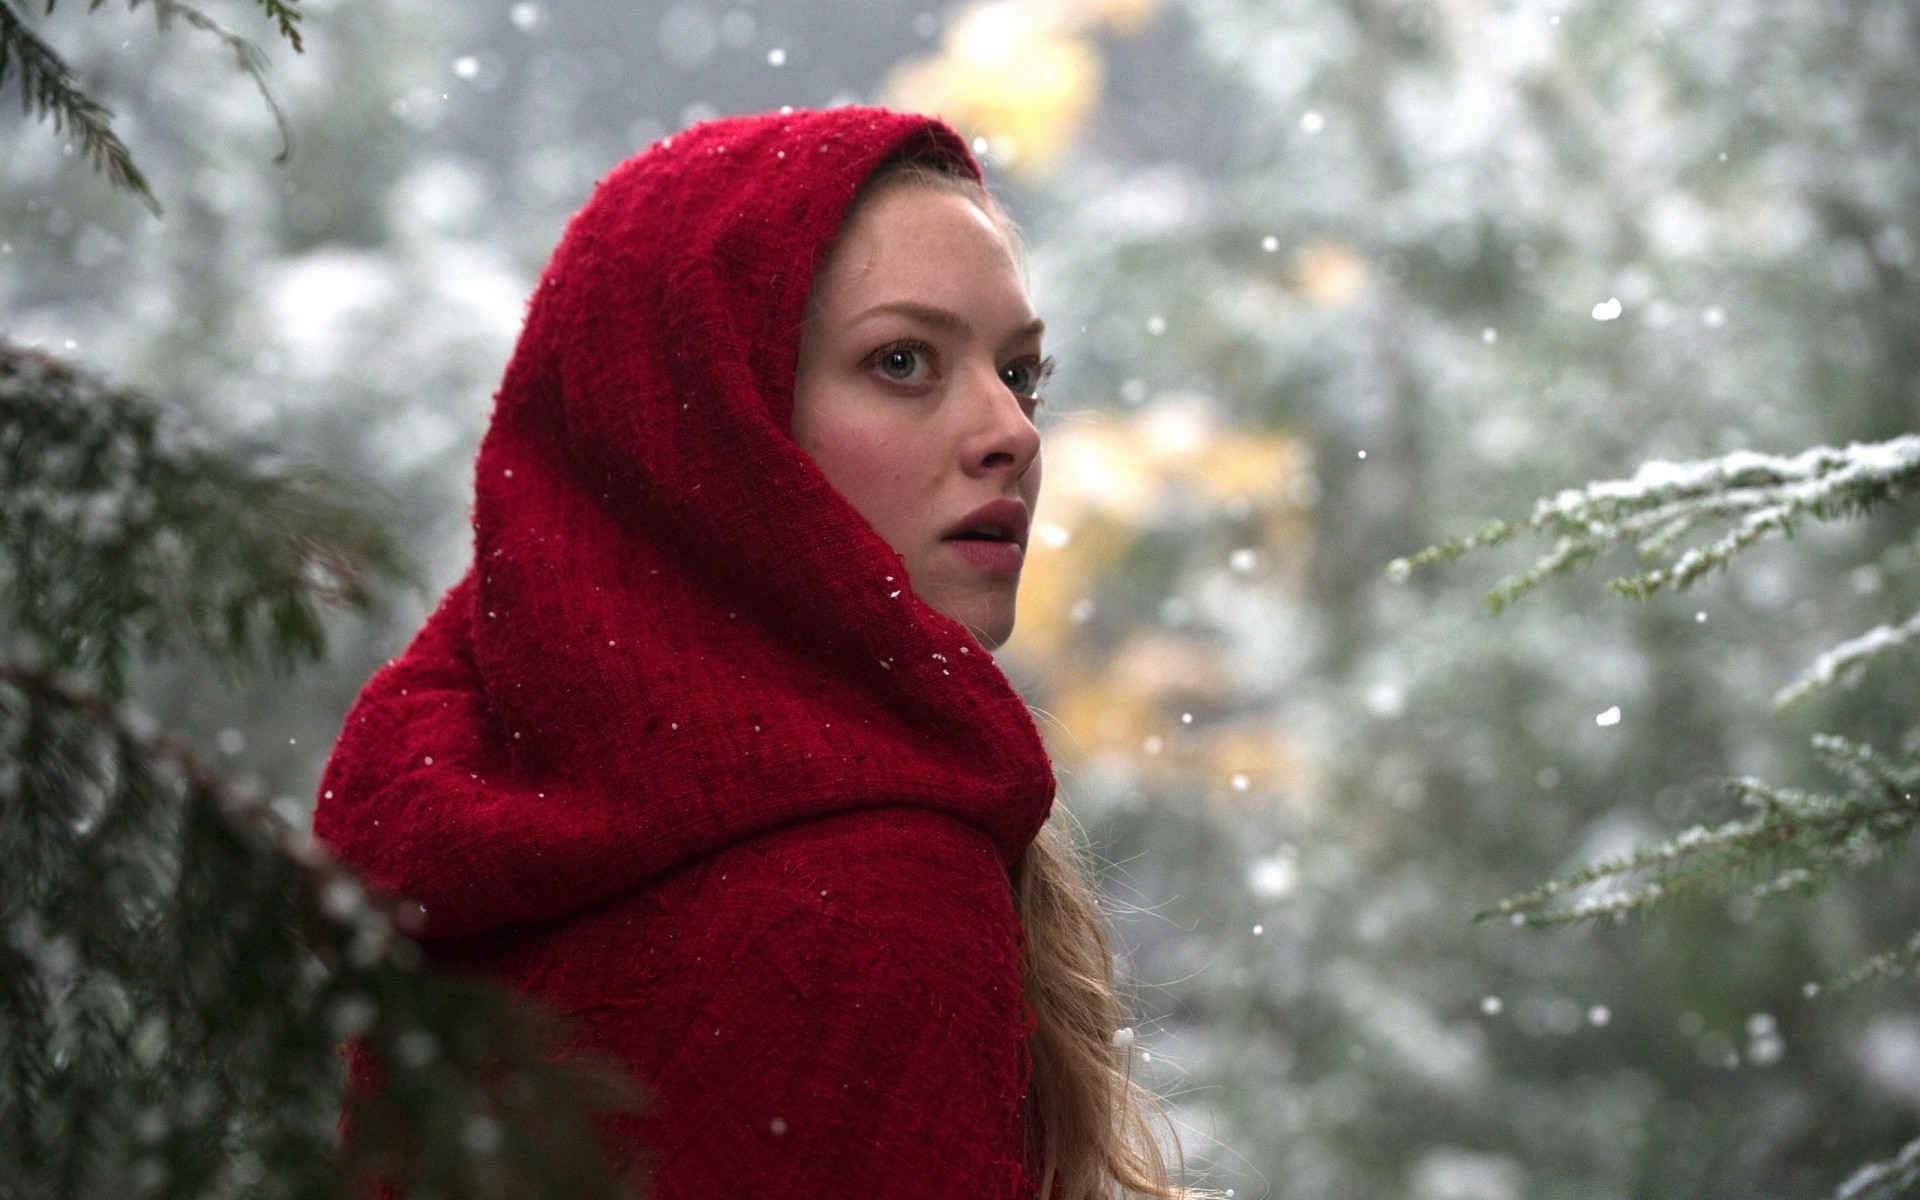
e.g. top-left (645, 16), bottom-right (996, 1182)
top-left (138, 0), bottom-right (299, 164)
top-left (0, 0), bottom-right (152, 210)
top-left (0, 347), bottom-right (646, 1199)
top-left (0, 341), bottom-right (410, 696)
top-left (1776, 608), bottom-right (1920, 708)
top-left (1395, 433), bottom-right (1920, 971)
top-left (1396, 433), bottom-right (1920, 1200)
top-left (1389, 435), bottom-right (1920, 613)
top-left (0, 666), bottom-right (643, 1200)
top-left (1484, 735), bottom-right (1920, 976)
top-left (0, 0), bottom-right (306, 211)
top-left (1837, 1135), bottom-right (1920, 1200)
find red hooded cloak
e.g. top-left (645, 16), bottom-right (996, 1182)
top-left (313, 107), bottom-right (1056, 1198)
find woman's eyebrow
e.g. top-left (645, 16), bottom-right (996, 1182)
top-left (849, 300), bottom-right (1046, 344)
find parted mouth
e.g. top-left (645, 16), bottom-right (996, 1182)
top-left (941, 498), bottom-right (1030, 549)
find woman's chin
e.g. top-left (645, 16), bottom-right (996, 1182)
top-left (925, 589), bottom-right (1016, 651)
top-left (970, 619), bottom-right (1013, 652)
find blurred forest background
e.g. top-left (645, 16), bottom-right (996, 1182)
top-left (5, 0), bottom-right (1919, 1196)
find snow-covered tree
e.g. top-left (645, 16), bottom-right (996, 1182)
top-left (0, 343), bottom-right (639, 1198)
top-left (4, 7), bottom-right (641, 1197)
top-left (1402, 432), bottom-right (1920, 1194)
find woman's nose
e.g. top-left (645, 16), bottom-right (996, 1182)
top-left (958, 363), bottom-right (1041, 479)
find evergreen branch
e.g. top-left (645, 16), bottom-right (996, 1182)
top-left (254, 0), bottom-right (301, 53)
top-left (1835, 1133), bottom-right (1920, 1200)
top-left (1384, 518), bottom-right (1515, 584)
top-left (1478, 812), bottom-right (1796, 927)
top-left (0, 664), bottom-right (645, 1200)
top-left (0, 0), bottom-right (158, 213)
top-left (1606, 501), bottom-right (1797, 600)
top-left (0, 659), bottom-right (248, 810)
top-left (1775, 607), bottom-right (1920, 707)
top-left (1389, 435), bottom-right (1920, 610)
top-left (190, 0), bottom-right (303, 53)
top-left (63, 0), bottom-right (306, 52)
top-left (0, 340), bottom-right (415, 696)
top-left (1480, 736), bottom-right (1920, 945)
top-left (1825, 930), bottom-right (1920, 994)
top-left (143, 0), bottom-right (295, 163)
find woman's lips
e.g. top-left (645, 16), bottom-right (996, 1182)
top-left (943, 537), bottom-right (1024, 574)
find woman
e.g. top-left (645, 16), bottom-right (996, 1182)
top-left (315, 106), bottom-right (1183, 1199)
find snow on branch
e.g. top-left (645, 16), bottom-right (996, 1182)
top-left (1390, 434), bottom-right (1920, 613)
top-left (0, 665), bottom-right (642, 1200)
top-left (1482, 736), bottom-right (1920, 989)
top-left (1775, 607), bottom-right (1920, 708)
top-left (1, 334), bottom-right (637, 1198)
top-left (0, 340), bottom-right (412, 695)
top-left (1835, 1132), bottom-right (1920, 1200)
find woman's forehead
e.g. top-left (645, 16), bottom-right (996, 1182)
top-left (816, 188), bottom-right (1028, 320)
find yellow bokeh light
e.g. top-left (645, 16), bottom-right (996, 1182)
top-left (1014, 511), bottom-right (1135, 657)
top-left (1201, 720), bottom-right (1311, 812)
top-left (1296, 239), bottom-right (1368, 307)
top-left (884, 2), bottom-right (1102, 176)
top-left (1002, 403), bottom-right (1316, 807)
top-left (881, 0), bottom-right (1164, 177)
top-left (1073, 0), bottom-right (1161, 34)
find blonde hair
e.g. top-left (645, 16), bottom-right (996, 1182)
top-left (849, 151), bottom-right (1190, 1200)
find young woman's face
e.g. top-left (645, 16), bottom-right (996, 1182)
top-left (793, 183), bottom-right (1046, 651)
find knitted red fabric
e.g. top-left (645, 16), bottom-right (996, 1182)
top-left (313, 107), bottom-right (1056, 1198)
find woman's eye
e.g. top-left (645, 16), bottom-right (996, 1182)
top-left (871, 342), bottom-right (932, 384)
top-left (1001, 355), bottom-right (1054, 403)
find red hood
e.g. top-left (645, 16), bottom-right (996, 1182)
top-left (313, 107), bottom-right (1055, 940)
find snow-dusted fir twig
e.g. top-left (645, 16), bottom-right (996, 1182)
top-left (1834, 1132), bottom-right (1920, 1200)
top-left (0, 345), bottom-right (641, 1199)
top-left (0, 341), bottom-right (410, 695)
top-left (1, 666), bottom-right (643, 1200)
top-left (1388, 435), bottom-right (1920, 613)
top-left (1484, 736), bottom-right (1920, 940)
top-left (1395, 434), bottom-right (1920, 995)
top-left (1775, 607), bottom-right (1920, 708)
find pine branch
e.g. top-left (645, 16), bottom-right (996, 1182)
top-left (64, 0), bottom-right (305, 51)
top-left (252, 0), bottom-right (302, 53)
top-left (0, 664), bottom-right (645, 1200)
top-left (0, 340), bottom-right (414, 696)
top-left (1481, 735), bottom-right (1920, 983)
top-left (142, 0), bottom-right (296, 163)
top-left (1389, 435), bottom-right (1920, 612)
top-left (1775, 607), bottom-right (1920, 707)
top-left (8, 0), bottom-right (303, 206)
top-left (0, 0), bottom-right (158, 213)
top-left (0, 347), bottom-right (639, 1196)
top-left (1825, 929), bottom-right (1920, 994)
top-left (1401, 433), bottom-right (1920, 990)
top-left (1835, 1133), bottom-right (1920, 1200)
